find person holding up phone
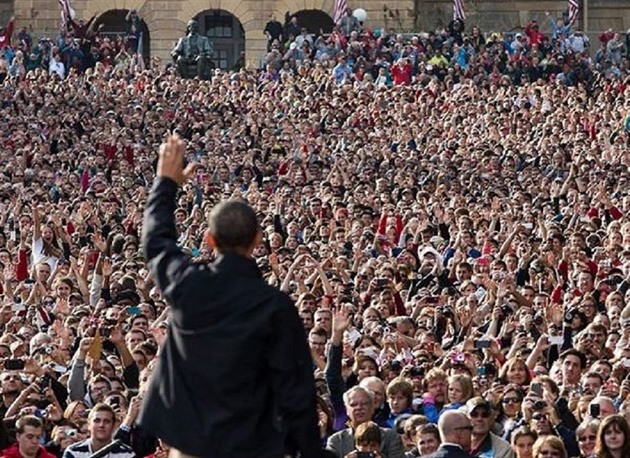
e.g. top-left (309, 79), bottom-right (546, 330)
top-left (349, 422), bottom-right (383, 458)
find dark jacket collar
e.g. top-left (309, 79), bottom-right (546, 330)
top-left (213, 252), bottom-right (262, 279)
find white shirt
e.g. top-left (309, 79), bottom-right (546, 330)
top-left (49, 57), bottom-right (65, 78)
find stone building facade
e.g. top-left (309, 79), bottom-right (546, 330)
top-left (5, 0), bottom-right (630, 69)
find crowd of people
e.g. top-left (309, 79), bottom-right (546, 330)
top-left (0, 6), bottom-right (627, 458)
top-left (0, 9), bottom-right (146, 81)
top-left (264, 10), bottom-right (630, 89)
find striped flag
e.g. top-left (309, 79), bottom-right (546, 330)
top-left (453, 0), bottom-right (466, 21)
top-left (138, 31), bottom-right (143, 56)
top-left (334, 0), bottom-right (347, 25)
top-left (568, 0), bottom-right (579, 25)
top-left (137, 30), bottom-right (146, 70)
top-left (57, 0), bottom-right (72, 26)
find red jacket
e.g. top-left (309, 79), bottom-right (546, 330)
top-left (524, 22), bottom-right (544, 46)
top-left (2, 443), bottom-right (56, 458)
top-left (391, 62), bottom-right (412, 85)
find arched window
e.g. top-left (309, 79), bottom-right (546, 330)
top-left (193, 10), bottom-right (245, 70)
top-left (293, 10), bottom-right (335, 34)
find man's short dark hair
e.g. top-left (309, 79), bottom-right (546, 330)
top-left (309, 326), bottom-right (328, 339)
top-left (16, 415), bottom-right (43, 434)
top-left (208, 200), bottom-right (259, 251)
top-left (89, 375), bottom-right (112, 391)
top-left (354, 421), bottom-right (381, 446)
top-left (560, 348), bottom-right (587, 369)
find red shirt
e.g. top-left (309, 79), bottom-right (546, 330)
top-left (1, 443), bottom-right (56, 458)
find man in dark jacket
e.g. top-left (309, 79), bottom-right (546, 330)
top-left (138, 135), bottom-right (322, 458)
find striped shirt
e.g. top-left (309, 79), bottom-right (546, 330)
top-left (62, 439), bottom-right (136, 458)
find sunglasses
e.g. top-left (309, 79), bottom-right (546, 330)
top-left (454, 425), bottom-right (473, 431)
top-left (1, 375), bottom-right (20, 381)
top-left (470, 410), bottom-right (491, 418)
top-left (578, 435), bottom-right (596, 442)
top-left (502, 397), bottom-right (521, 404)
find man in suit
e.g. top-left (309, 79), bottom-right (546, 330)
top-left (139, 135), bottom-right (323, 458)
top-left (425, 411), bottom-right (474, 458)
top-left (326, 386), bottom-right (404, 458)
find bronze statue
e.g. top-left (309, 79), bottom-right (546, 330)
top-left (172, 19), bottom-right (214, 79)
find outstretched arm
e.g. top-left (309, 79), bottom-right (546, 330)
top-left (4, 16), bottom-right (14, 44)
top-left (142, 136), bottom-right (196, 309)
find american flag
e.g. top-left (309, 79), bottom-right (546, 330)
top-left (453, 0), bottom-right (466, 21)
top-left (568, 0), bottom-right (580, 25)
top-left (334, 0), bottom-right (347, 24)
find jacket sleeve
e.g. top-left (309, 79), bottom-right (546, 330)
top-left (62, 447), bottom-right (77, 458)
top-left (15, 248), bottom-right (28, 281)
top-left (499, 446), bottom-right (516, 458)
top-left (267, 296), bottom-right (322, 458)
top-left (68, 359), bottom-right (86, 402)
top-left (384, 429), bottom-right (404, 458)
top-left (89, 272), bottom-right (103, 306)
top-left (122, 361), bottom-right (140, 389)
top-left (324, 344), bottom-right (346, 415)
top-left (50, 377), bottom-right (68, 410)
top-left (142, 177), bottom-right (196, 311)
top-left (325, 433), bottom-right (341, 456)
top-left (421, 399), bottom-right (440, 424)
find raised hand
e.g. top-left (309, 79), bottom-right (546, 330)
top-left (332, 306), bottom-right (351, 334)
top-left (92, 232), bottom-right (107, 252)
top-left (101, 257), bottom-right (113, 277)
top-left (157, 134), bottom-right (196, 185)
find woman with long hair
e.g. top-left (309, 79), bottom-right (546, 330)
top-left (315, 396), bottom-right (334, 444)
top-left (63, 400), bottom-right (89, 423)
top-left (441, 374), bottom-right (473, 413)
top-left (498, 384), bottom-right (526, 437)
top-left (32, 207), bottom-right (63, 269)
top-left (595, 414), bottom-right (630, 458)
top-left (499, 357), bottom-right (532, 387)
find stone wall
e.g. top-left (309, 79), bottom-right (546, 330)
top-left (9, 0), bottom-right (630, 68)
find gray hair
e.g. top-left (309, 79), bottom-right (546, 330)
top-left (359, 376), bottom-right (386, 392)
top-left (343, 386), bottom-right (374, 407)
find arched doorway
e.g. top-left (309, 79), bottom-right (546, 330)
top-left (193, 10), bottom-right (245, 71)
top-left (95, 10), bottom-right (150, 58)
top-left (294, 9), bottom-right (335, 34)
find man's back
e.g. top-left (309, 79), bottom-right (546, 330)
top-left (425, 444), bottom-right (474, 458)
top-left (139, 177), bottom-right (321, 458)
